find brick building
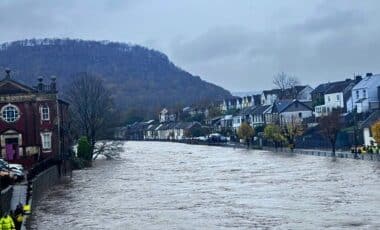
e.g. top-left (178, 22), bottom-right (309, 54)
top-left (0, 69), bottom-right (69, 168)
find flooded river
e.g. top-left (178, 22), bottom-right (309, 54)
top-left (29, 141), bottom-right (380, 229)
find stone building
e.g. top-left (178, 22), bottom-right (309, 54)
top-left (0, 69), bottom-right (69, 168)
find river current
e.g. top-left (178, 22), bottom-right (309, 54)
top-left (29, 141), bottom-right (380, 229)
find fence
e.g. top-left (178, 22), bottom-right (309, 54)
top-left (0, 186), bottom-right (13, 215)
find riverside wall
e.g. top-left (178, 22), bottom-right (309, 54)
top-left (30, 165), bottom-right (61, 206)
top-left (142, 139), bottom-right (380, 161)
top-left (0, 186), bottom-right (13, 215)
top-left (262, 146), bottom-right (380, 161)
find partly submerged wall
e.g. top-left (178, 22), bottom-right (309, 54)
top-left (0, 186), bottom-right (13, 215)
top-left (30, 165), bottom-right (61, 207)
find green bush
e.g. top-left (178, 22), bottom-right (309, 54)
top-left (77, 136), bottom-right (92, 161)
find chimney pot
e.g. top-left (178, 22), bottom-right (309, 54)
top-left (37, 76), bottom-right (44, 91)
top-left (50, 75), bottom-right (57, 92)
top-left (5, 68), bottom-right (11, 79)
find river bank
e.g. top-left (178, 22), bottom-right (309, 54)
top-left (0, 161), bottom-right (71, 230)
top-left (140, 139), bottom-right (380, 161)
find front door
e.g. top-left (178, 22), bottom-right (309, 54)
top-left (5, 138), bottom-right (19, 161)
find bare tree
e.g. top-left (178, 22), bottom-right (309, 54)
top-left (67, 72), bottom-right (114, 157)
top-left (93, 141), bottom-right (124, 160)
top-left (273, 72), bottom-right (300, 99)
top-left (319, 108), bottom-right (343, 157)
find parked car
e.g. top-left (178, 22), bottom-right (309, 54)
top-left (0, 165), bottom-right (25, 182)
top-left (9, 168), bottom-right (25, 182)
top-left (208, 133), bottom-right (228, 143)
top-left (0, 159), bottom-right (24, 171)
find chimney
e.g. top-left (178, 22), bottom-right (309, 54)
top-left (37, 76), bottom-right (44, 92)
top-left (5, 68), bottom-right (11, 79)
top-left (50, 75), bottom-right (57, 92)
top-left (366, 72), bottom-right (373, 77)
top-left (355, 75), bottom-right (362, 83)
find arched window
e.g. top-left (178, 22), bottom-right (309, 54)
top-left (41, 105), bottom-right (50, 121)
top-left (1, 104), bottom-right (20, 123)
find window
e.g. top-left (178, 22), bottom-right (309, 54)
top-left (41, 105), bottom-right (50, 121)
top-left (298, 112), bottom-right (302, 118)
top-left (41, 132), bottom-right (52, 150)
top-left (1, 104), bottom-right (20, 123)
top-left (327, 96), bottom-right (331, 102)
top-left (336, 95), bottom-right (340, 101)
top-left (363, 89), bottom-right (366, 98)
top-left (356, 90), bottom-right (359, 99)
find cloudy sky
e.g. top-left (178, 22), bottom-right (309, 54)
top-left (0, 0), bottom-right (379, 92)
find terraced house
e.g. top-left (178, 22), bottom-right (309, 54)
top-left (0, 69), bottom-right (69, 168)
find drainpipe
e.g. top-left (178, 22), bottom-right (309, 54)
top-left (56, 97), bottom-right (61, 160)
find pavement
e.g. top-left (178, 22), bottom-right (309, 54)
top-left (10, 183), bottom-right (27, 210)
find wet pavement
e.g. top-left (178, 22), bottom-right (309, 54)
top-left (29, 141), bottom-right (380, 229)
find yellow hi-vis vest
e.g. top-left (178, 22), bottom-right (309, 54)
top-left (23, 204), bottom-right (31, 215)
top-left (1, 215), bottom-right (15, 230)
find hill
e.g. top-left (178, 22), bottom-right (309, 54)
top-left (0, 38), bottom-right (231, 117)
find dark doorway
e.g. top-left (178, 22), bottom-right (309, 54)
top-left (5, 138), bottom-right (19, 161)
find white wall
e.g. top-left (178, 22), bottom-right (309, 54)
top-left (363, 128), bottom-right (375, 146)
top-left (324, 92), bottom-right (344, 108)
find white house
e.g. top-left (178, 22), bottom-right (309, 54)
top-left (261, 89), bottom-right (280, 105)
top-left (159, 108), bottom-right (176, 123)
top-left (248, 105), bottom-right (271, 127)
top-left (232, 115), bottom-right (244, 131)
top-left (159, 108), bottom-right (169, 123)
top-left (361, 110), bottom-right (380, 146)
top-left (314, 80), bottom-right (356, 117)
top-left (220, 115), bottom-right (233, 129)
top-left (348, 73), bottom-right (380, 113)
top-left (173, 122), bottom-right (202, 140)
top-left (236, 97), bottom-right (243, 110)
top-left (295, 85), bottom-right (313, 101)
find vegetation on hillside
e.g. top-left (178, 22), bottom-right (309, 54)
top-left (0, 38), bottom-right (231, 120)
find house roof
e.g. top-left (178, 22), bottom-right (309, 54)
top-left (352, 74), bottom-right (380, 90)
top-left (146, 124), bottom-right (159, 131)
top-left (325, 80), bottom-right (353, 94)
top-left (174, 122), bottom-right (200, 129)
top-left (263, 89), bottom-right (281, 96)
top-left (294, 85), bottom-right (308, 92)
top-left (272, 99), bottom-right (312, 113)
top-left (251, 105), bottom-right (271, 115)
top-left (272, 100), bottom-right (293, 113)
top-left (239, 106), bottom-right (255, 115)
top-left (245, 96), bottom-right (252, 102)
top-left (0, 76), bottom-right (37, 95)
top-left (312, 83), bottom-right (331, 95)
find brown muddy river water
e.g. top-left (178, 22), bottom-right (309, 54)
top-left (29, 141), bottom-right (380, 229)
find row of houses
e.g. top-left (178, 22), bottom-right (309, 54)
top-left (220, 73), bottom-right (380, 118)
top-left (117, 73), bottom-right (380, 148)
top-left (115, 121), bottom-right (202, 141)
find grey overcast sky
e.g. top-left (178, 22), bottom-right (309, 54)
top-left (0, 0), bottom-right (379, 92)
